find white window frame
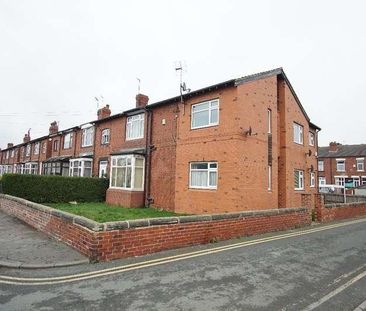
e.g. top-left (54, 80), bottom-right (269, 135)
top-left (335, 176), bottom-right (346, 186)
top-left (310, 172), bottom-right (315, 187)
top-left (42, 142), bottom-right (47, 154)
top-left (25, 144), bottom-right (31, 157)
top-left (267, 109), bottom-right (272, 134)
top-left (318, 160), bottom-right (324, 172)
top-left (126, 114), bottom-right (144, 140)
top-left (10, 149), bottom-right (14, 158)
top-left (189, 161), bottom-right (218, 190)
top-left (294, 169), bottom-right (304, 190)
top-left (99, 160), bottom-right (108, 178)
top-left (268, 165), bottom-right (272, 191)
top-left (361, 176), bottom-right (366, 185)
top-left (109, 155), bottom-right (145, 191)
top-left (351, 176), bottom-right (360, 188)
top-left (318, 177), bottom-right (326, 186)
top-left (24, 162), bottom-right (38, 175)
top-left (336, 158), bottom-right (346, 172)
top-left (63, 133), bottom-right (73, 149)
top-left (69, 158), bottom-right (93, 177)
top-left (34, 142), bottom-right (40, 155)
top-left (309, 132), bottom-right (315, 146)
top-left (293, 123), bottom-right (304, 145)
top-left (356, 158), bottom-right (364, 172)
top-left (5, 151), bottom-right (9, 159)
top-left (191, 99), bottom-right (219, 130)
top-left (101, 129), bottom-right (110, 145)
top-left (53, 140), bottom-right (59, 152)
top-left (82, 126), bottom-right (94, 147)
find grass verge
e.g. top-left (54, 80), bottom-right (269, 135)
top-left (46, 202), bottom-right (181, 223)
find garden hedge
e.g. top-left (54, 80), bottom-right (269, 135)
top-left (1, 174), bottom-right (109, 203)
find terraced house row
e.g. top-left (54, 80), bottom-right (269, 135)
top-left (0, 68), bottom-right (320, 214)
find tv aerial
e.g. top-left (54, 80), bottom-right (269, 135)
top-left (175, 61), bottom-right (191, 102)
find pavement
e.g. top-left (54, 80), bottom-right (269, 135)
top-left (1, 217), bottom-right (366, 310)
top-left (0, 211), bottom-right (89, 269)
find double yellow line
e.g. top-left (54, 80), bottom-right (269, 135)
top-left (2, 218), bottom-right (366, 286)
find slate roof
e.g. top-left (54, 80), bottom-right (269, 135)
top-left (318, 144), bottom-right (366, 158)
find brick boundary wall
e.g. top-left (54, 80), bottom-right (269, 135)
top-left (0, 194), bottom-right (311, 262)
top-left (315, 194), bottom-right (366, 222)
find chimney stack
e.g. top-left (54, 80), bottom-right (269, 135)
top-left (7, 143), bottom-right (14, 149)
top-left (23, 134), bottom-right (30, 143)
top-left (49, 121), bottom-right (59, 135)
top-left (329, 141), bottom-right (340, 152)
top-left (97, 104), bottom-right (111, 120)
top-left (136, 94), bottom-right (149, 108)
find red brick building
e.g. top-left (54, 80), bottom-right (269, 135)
top-left (318, 142), bottom-right (366, 188)
top-left (0, 68), bottom-right (320, 214)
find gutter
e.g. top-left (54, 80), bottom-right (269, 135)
top-left (144, 108), bottom-right (153, 207)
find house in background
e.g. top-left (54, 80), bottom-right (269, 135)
top-left (0, 68), bottom-right (320, 214)
top-left (318, 142), bottom-right (366, 188)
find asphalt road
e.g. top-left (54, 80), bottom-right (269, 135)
top-left (1, 218), bottom-right (366, 311)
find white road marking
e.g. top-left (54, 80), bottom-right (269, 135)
top-left (1, 217), bottom-right (366, 286)
top-left (303, 269), bottom-right (366, 311)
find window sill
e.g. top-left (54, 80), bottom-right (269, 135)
top-left (293, 142), bottom-right (304, 146)
top-left (125, 137), bottom-right (144, 141)
top-left (191, 124), bottom-right (219, 131)
top-left (189, 187), bottom-right (217, 191)
top-left (108, 187), bottom-right (144, 192)
top-left (294, 188), bottom-right (305, 191)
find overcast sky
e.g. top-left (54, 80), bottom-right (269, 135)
top-left (1, 0), bottom-right (365, 148)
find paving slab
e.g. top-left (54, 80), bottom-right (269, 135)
top-left (0, 211), bottom-right (89, 269)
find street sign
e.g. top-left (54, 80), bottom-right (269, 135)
top-left (345, 178), bottom-right (354, 189)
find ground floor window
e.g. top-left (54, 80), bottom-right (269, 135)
top-left (24, 162), bottom-right (38, 175)
top-left (294, 169), bottom-right (304, 190)
top-left (335, 176), bottom-right (345, 186)
top-left (310, 172), bottom-right (315, 187)
top-left (43, 162), bottom-right (69, 176)
top-left (189, 162), bottom-right (218, 189)
top-left (110, 155), bottom-right (144, 190)
top-left (69, 159), bottom-right (93, 177)
top-left (318, 177), bottom-right (326, 185)
top-left (362, 177), bottom-right (366, 185)
top-left (99, 160), bottom-right (108, 178)
top-left (352, 176), bottom-right (360, 188)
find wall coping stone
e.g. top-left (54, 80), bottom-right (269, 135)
top-left (0, 194), bottom-right (308, 232)
top-left (325, 202), bottom-right (366, 209)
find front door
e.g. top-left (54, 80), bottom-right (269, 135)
top-left (99, 161), bottom-right (108, 178)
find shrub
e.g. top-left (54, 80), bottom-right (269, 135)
top-left (1, 174), bottom-right (109, 203)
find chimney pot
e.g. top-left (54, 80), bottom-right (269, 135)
top-left (97, 104), bottom-right (111, 120)
top-left (7, 143), bottom-right (14, 149)
top-left (136, 94), bottom-right (149, 108)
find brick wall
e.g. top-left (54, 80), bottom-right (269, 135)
top-left (315, 193), bottom-right (366, 222)
top-left (0, 194), bottom-right (310, 262)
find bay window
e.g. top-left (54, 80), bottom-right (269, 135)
top-left (69, 159), bottom-right (93, 177)
top-left (110, 155), bottom-right (144, 190)
top-left (190, 162), bottom-right (218, 189)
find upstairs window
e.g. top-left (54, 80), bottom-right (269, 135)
top-left (294, 169), bottom-right (304, 190)
top-left (191, 99), bottom-right (219, 129)
top-left (53, 140), bottom-right (59, 152)
top-left (25, 144), bottom-right (31, 157)
top-left (356, 158), bottom-right (364, 172)
top-left (309, 132), bottom-right (315, 146)
top-left (126, 114), bottom-right (144, 140)
top-left (5, 151), bottom-right (9, 159)
top-left (336, 159), bottom-right (345, 172)
top-left (82, 126), bottom-right (94, 147)
top-left (42, 142), bottom-right (47, 154)
top-left (101, 129), bottom-right (110, 145)
top-left (190, 162), bottom-right (218, 189)
top-left (293, 123), bottom-right (303, 144)
top-left (63, 133), bottom-right (73, 149)
top-left (34, 142), bottom-right (40, 155)
top-left (10, 150), bottom-right (14, 158)
top-left (318, 160), bottom-right (324, 172)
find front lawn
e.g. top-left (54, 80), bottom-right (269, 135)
top-left (47, 202), bottom-right (181, 223)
